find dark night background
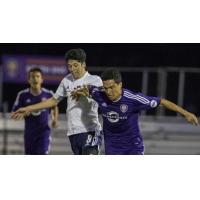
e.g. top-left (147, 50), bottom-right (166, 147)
top-left (1, 43), bottom-right (200, 67)
top-left (1, 43), bottom-right (200, 114)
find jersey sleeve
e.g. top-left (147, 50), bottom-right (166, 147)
top-left (12, 92), bottom-right (24, 112)
top-left (89, 76), bottom-right (103, 87)
top-left (49, 90), bottom-right (54, 97)
top-left (88, 86), bottom-right (103, 103)
top-left (133, 92), bottom-right (161, 111)
top-left (53, 79), bottom-right (67, 102)
top-left (123, 90), bottom-right (161, 112)
top-left (46, 90), bottom-right (54, 99)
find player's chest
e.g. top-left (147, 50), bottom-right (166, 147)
top-left (100, 102), bottom-right (131, 123)
top-left (23, 95), bottom-right (48, 106)
top-left (65, 79), bottom-right (93, 95)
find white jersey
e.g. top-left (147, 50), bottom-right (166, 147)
top-left (54, 71), bottom-right (103, 136)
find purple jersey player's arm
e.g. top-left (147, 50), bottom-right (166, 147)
top-left (160, 98), bottom-right (199, 126)
top-left (11, 97), bottom-right (58, 120)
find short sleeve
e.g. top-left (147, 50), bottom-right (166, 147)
top-left (133, 93), bottom-right (161, 111)
top-left (88, 86), bottom-right (103, 103)
top-left (12, 92), bottom-right (23, 112)
top-left (123, 90), bottom-right (161, 112)
top-left (53, 80), bottom-right (67, 102)
top-left (89, 76), bottom-right (103, 87)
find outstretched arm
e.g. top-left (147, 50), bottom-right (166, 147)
top-left (11, 97), bottom-right (58, 120)
top-left (160, 98), bottom-right (199, 126)
top-left (51, 105), bottom-right (59, 128)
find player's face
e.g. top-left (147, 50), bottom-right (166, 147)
top-left (67, 59), bottom-right (86, 80)
top-left (28, 72), bottom-right (43, 90)
top-left (103, 80), bottom-right (122, 101)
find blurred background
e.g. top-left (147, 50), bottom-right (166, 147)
top-left (0, 43), bottom-right (200, 154)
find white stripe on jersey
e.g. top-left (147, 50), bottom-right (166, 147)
top-left (14, 89), bottom-right (29, 106)
top-left (42, 88), bottom-right (54, 95)
top-left (124, 91), bottom-right (150, 104)
top-left (124, 93), bottom-right (148, 104)
top-left (124, 91), bottom-right (150, 103)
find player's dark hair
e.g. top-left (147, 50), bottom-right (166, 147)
top-left (28, 67), bottom-right (43, 77)
top-left (65, 48), bottom-right (86, 63)
top-left (101, 68), bottom-right (122, 83)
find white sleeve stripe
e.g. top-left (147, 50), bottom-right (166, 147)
top-left (124, 91), bottom-right (150, 104)
top-left (14, 93), bottom-right (20, 106)
top-left (127, 94), bottom-right (149, 104)
top-left (135, 95), bottom-right (150, 103)
top-left (14, 89), bottom-right (28, 106)
top-left (124, 91), bottom-right (150, 103)
top-left (124, 94), bottom-right (150, 104)
top-left (42, 88), bottom-right (54, 95)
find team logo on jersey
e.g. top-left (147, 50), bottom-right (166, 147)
top-left (103, 111), bottom-right (127, 123)
top-left (107, 111), bottom-right (120, 123)
top-left (101, 102), bottom-right (107, 107)
top-left (31, 110), bottom-right (42, 116)
top-left (31, 109), bottom-right (46, 116)
top-left (120, 104), bottom-right (128, 113)
top-left (26, 99), bottom-right (31, 103)
top-left (150, 100), bottom-right (157, 108)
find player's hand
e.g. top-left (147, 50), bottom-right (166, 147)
top-left (51, 120), bottom-right (58, 128)
top-left (11, 107), bottom-right (30, 120)
top-left (71, 86), bottom-right (89, 101)
top-left (184, 112), bottom-right (199, 126)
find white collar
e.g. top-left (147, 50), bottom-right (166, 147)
top-left (72, 71), bottom-right (89, 82)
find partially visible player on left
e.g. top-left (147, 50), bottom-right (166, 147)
top-left (11, 68), bottom-right (59, 155)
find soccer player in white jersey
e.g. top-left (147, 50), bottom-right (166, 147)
top-left (71, 68), bottom-right (199, 155)
top-left (11, 49), bottom-right (103, 155)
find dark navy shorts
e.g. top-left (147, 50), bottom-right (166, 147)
top-left (69, 132), bottom-right (102, 155)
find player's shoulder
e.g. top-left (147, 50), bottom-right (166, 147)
top-left (62, 73), bottom-right (73, 82)
top-left (87, 72), bottom-right (101, 80)
top-left (123, 89), bottom-right (150, 103)
top-left (86, 72), bottom-right (102, 86)
top-left (17, 88), bottom-right (30, 96)
top-left (42, 88), bottom-right (54, 95)
top-left (90, 85), bottom-right (104, 93)
top-left (123, 88), bottom-right (137, 97)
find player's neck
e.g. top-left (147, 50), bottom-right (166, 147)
top-left (74, 70), bottom-right (87, 80)
top-left (30, 87), bottom-right (42, 96)
top-left (112, 91), bottom-right (122, 102)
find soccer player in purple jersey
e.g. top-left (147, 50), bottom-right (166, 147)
top-left (12, 68), bottom-right (58, 155)
top-left (71, 68), bottom-right (199, 155)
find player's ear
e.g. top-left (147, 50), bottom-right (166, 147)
top-left (82, 62), bottom-right (86, 68)
top-left (119, 82), bottom-right (122, 88)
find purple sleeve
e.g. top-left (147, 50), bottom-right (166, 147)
top-left (88, 85), bottom-right (103, 103)
top-left (12, 92), bottom-right (24, 112)
top-left (133, 92), bottom-right (161, 111)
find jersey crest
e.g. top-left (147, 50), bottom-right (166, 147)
top-left (120, 104), bottom-right (128, 113)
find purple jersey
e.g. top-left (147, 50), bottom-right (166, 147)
top-left (12, 88), bottom-right (53, 154)
top-left (89, 87), bottom-right (161, 155)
